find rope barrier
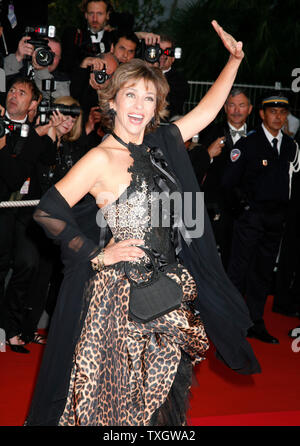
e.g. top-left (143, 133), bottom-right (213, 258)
top-left (0, 200), bottom-right (39, 208)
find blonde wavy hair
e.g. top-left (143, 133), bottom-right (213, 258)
top-left (53, 96), bottom-right (83, 142)
top-left (99, 58), bottom-right (169, 134)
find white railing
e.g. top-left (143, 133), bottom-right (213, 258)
top-left (0, 200), bottom-right (39, 208)
top-left (184, 81), bottom-right (298, 126)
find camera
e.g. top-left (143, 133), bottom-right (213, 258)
top-left (0, 117), bottom-right (29, 138)
top-left (38, 99), bottom-right (81, 125)
top-left (136, 39), bottom-right (182, 64)
top-left (24, 25), bottom-right (56, 67)
top-left (92, 64), bottom-right (111, 85)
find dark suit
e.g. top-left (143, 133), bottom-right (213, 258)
top-left (273, 167), bottom-right (300, 314)
top-left (70, 66), bottom-right (98, 116)
top-left (60, 26), bottom-right (113, 75)
top-left (191, 121), bottom-right (248, 268)
top-left (222, 125), bottom-right (297, 323)
top-left (0, 129), bottom-right (56, 340)
top-left (164, 67), bottom-right (189, 119)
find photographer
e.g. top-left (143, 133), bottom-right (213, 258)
top-left (0, 76), bottom-right (58, 352)
top-left (70, 51), bottom-right (118, 131)
top-left (158, 35), bottom-right (188, 120)
top-left (36, 96), bottom-right (86, 189)
top-left (110, 30), bottom-right (138, 64)
top-left (134, 33), bottom-right (188, 119)
top-left (4, 34), bottom-right (70, 99)
top-left (61, 0), bottom-right (114, 76)
top-left (16, 96), bottom-right (87, 348)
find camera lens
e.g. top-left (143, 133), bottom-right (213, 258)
top-left (55, 105), bottom-right (81, 117)
top-left (35, 47), bottom-right (54, 67)
top-left (145, 46), bottom-right (160, 63)
top-left (94, 71), bottom-right (105, 84)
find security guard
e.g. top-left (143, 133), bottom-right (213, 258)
top-left (222, 94), bottom-right (299, 344)
top-left (190, 87), bottom-right (253, 269)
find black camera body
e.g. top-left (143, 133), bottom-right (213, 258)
top-left (92, 64), bottom-right (111, 84)
top-left (38, 99), bottom-right (81, 125)
top-left (136, 39), bottom-right (182, 64)
top-left (24, 25), bottom-right (56, 67)
top-left (0, 117), bottom-right (29, 138)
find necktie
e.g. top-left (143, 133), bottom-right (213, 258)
top-left (272, 137), bottom-right (278, 155)
top-left (230, 129), bottom-right (247, 138)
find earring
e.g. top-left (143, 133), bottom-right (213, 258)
top-left (109, 108), bottom-right (116, 116)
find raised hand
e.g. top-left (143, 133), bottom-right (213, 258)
top-left (211, 20), bottom-right (244, 60)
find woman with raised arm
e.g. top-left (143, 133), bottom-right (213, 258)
top-left (26, 21), bottom-right (260, 427)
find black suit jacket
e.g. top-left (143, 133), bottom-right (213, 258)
top-left (164, 67), bottom-right (189, 119)
top-left (195, 121), bottom-right (236, 206)
top-left (60, 26), bottom-right (113, 75)
top-left (70, 66), bottom-right (99, 115)
top-left (222, 125), bottom-right (297, 210)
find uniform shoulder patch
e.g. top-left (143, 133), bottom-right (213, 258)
top-left (230, 148), bottom-right (241, 162)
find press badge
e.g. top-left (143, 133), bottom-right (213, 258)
top-left (262, 160), bottom-right (268, 166)
top-left (20, 178), bottom-right (30, 195)
top-left (7, 4), bottom-right (17, 29)
top-left (230, 148), bottom-right (241, 162)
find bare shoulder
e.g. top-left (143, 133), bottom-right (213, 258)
top-left (55, 143), bottom-right (111, 207)
top-left (81, 143), bottom-right (111, 165)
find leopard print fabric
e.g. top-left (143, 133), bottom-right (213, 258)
top-left (59, 265), bottom-right (208, 426)
top-left (58, 142), bottom-right (209, 426)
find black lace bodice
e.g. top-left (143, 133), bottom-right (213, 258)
top-left (101, 142), bottom-right (178, 260)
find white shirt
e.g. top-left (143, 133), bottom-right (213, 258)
top-left (287, 113), bottom-right (300, 137)
top-left (5, 111), bottom-right (27, 124)
top-left (262, 123), bottom-right (283, 154)
top-left (162, 67), bottom-right (172, 75)
top-left (89, 28), bottom-right (104, 43)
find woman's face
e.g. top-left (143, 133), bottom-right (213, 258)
top-left (56, 114), bottom-right (77, 137)
top-left (111, 77), bottom-right (157, 143)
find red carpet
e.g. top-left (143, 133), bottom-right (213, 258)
top-left (1, 296), bottom-right (300, 427)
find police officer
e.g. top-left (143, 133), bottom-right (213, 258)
top-left (222, 94), bottom-right (299, 343)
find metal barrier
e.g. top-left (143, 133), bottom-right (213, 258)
top-left (184, 81), bottom-right (299, 128)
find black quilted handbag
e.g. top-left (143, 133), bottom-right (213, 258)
top-left (125, 247), bottom-right (182, 323)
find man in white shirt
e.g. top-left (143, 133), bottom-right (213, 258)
top-left (4, 36), bottom-right (70, 99)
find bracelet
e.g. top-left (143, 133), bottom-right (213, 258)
top-left (91, 249), bottom-right (106, 272)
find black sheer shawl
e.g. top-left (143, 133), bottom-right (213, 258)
top-left (26, 190), bottom-right (109, 426)
top-left (144, 124), bottom-right (261, 375)
top-left (26, 123), bottom-right (260, 426)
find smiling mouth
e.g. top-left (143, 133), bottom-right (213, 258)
top-left (128, 113), bottom-right (144, 124)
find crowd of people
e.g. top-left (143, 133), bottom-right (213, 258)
top-left (0, 0), bottom-right (299, 427)
top-left (0, 0), bottom-right (192, 354)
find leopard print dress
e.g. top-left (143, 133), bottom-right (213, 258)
top-left (58, 142), bottom-right (209, 426)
